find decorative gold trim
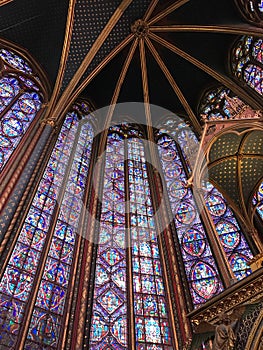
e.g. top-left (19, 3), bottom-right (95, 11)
top-left (145, 37), bottom-right (202, 135)
top-left (249, 253), bottom-right (263, 272)
top-left (188, 269), bottom-right (263, 324)
top-left (150, 24), bottom-right (263, 37)
top-left (148, 0), bottom-right (190, 26)
top-left (190, 119), bottom-right (263, 252)
top-left (51, 0), bottom-right (134, 123)
top-left (44, 0), bottom-right (77, 120)
top-left (0, 0), bottom-right (13, 6)
top-left (143, 0), bottom-right (159, 21)
top-left (60, 34), bottom-right (134, 122)
top-left (148, 32), bottom-right (263, 110)
top-left (131, 19), bottom-right (149, 38)
top-left (139, 38), bottom-right (180, 349)
top-left (103, 38), bottom-right (138, 134)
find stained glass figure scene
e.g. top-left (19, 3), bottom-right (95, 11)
top-left (0, 103), bottom-right (94, 349)
top-left (89, 125), bottom-right (173, 350)
top-left (199, 86), bottom-right (237, 120)
top-left (232, 36), bottom-right (263, 96)
top-left (156, 129), bottom-right (223, 306)
top-left (0, 48), bottom-right (44, 173)
top-left (203, 182), bottom-right (253, 280)
top-left (156, 119), bottom-right (254, 305)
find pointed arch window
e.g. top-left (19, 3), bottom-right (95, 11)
top-left (231, 35), bottom-right (263, 96)
top-left (156, 118), bottom-right (254, 303)
top-left (198, 86), bottom-right (235, 120)
top-left (0, 101), bottom-right (95, 349)
top-left (234, 0), bottom-right (263, 26)
top-left (89, 124), bottom-right (173, 349)
top-left (156, 122), bottom-right (223, 307)
top-left (0, 46), bottom-right (48, 173)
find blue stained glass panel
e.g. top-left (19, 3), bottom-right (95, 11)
top-left (157, 132), bottom-right (223, 306)
top-left (26, 114), bottom-right (94, 346)
top-left (0, 49), bottom-right (33, 74)
top-left (0, 92), bottom-right (41, 171)
top-left (203, 182), bottom-right (253, 280)
top-left (89, 132), bottom-right (128, 350)
top-left (232, 35), bottom-right (263, 96)
top-left (128, 137), bottom-right (173, 349)
top-left (0, 107), bottom-right (94, 348)
top-left (89, 130), bottom-right (173, 349)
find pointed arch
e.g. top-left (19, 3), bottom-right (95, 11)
top-left (155, 116), bottom-right (255, 304)
top-left (234, 0), bottom-right (263, 27)
top-left (0, 100), bottom-right (96, 349)
top-left (87, 123), bottom-right (175, 349)
top-left (231, 35), bottom-right (263, 99)
top-left (0, 40), bottom-right (50, 177)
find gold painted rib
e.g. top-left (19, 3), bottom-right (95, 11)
top-left (102, 38), bottom-right (139, 135)
top-left (50, 0), bottom-right (134, 123)
top-left (149, 32), bottom-right (263, 110)
top-left (145, 37), bottom-right (202, 135)
top-left (143, 0), bottom-right (159, 21)
top-left (150, 24), bottom-right (263, 37)
top-left (148, 0), bottom-right (190, 26)
top-left (44, 0), bottom-right (77, 119)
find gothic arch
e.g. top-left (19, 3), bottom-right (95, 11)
top-left (234, 0), bottom-right (263, 27)
top-left (0, 39), bottom-right (50, 213)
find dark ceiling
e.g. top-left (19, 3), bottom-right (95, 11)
top-left (0, 0), bottom-right (253, 124)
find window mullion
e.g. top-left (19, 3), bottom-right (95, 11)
top-left (124, 136), bottom-right (136, 350)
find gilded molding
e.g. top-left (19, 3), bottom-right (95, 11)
top-left (145, 36), bottom-right (202, 135)
top-left (150, 24), bottom-right (263, 38)
top-left (148, 32), bottom-right (262, 111)
top-left (0, 0), bottom-right (13, 6)
top-left (148, 0), bottom-right (190, 26)
top-left (44, 0), bottom-right (77, 120)
top-left (51, 0), bottom-right (134, 122)
top-left (189, 270), bottom-right (263, 325)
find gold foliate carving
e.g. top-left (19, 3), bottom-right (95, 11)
top-left (191, 274), bottom-right (263, 324)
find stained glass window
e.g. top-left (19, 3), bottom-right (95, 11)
top-left (0, 102), bottom-right (95, 349)
top-left (234, 0), bottom-right (263, 25)
top-left (203, 182), bottom-right (253, 280)
top-left (0, 48), bottom-right (44, 173)
top-left (156, 128), bottom-right (224, 307)
top-left (156, 118), bottom-right (254, 304)
top-left (232, 35), bottom-right (263, 96)
top-left (198, 86), bottom-right (235, 120)
top-left (89, 125), bottom-right (173, 349)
